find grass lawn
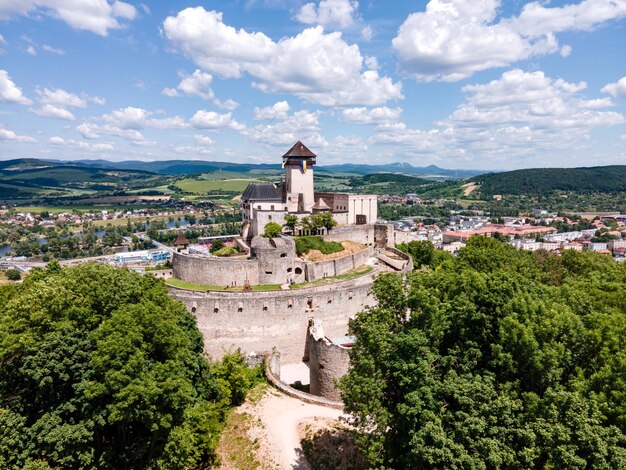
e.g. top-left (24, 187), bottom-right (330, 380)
top-left (175, 178), bottom-right (262, 193)
top-left (291, 265), bottom-right (374, 289)
top-left (295, 236), bottom-right (344, 256)
top-left (165, 278), bottom-right (282, 292)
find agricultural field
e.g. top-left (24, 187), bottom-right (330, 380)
top-left (175, 177), bottom-right (265, 193)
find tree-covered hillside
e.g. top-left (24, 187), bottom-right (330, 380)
top-left (342, 237), bottom-right (626, 468)
top-left (0, 263), bottom-right (259, 469)
top-left (473, 165), bottom-right (626, 196)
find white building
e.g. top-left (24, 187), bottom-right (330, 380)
top-left (241, 141), bottom-right (377, 239)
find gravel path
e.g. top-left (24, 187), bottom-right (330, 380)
top-left (254, 390), bottom-right (344, 469)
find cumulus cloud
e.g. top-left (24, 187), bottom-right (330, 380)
top-left (369, 69), bottom-right (624, 167)
top-left (296, 0), bottom-right (359, 28)
top-left (37, 87), bottom-right (87, 108)
top-left (189, 110), bottom-right (238, 129)
top-left (213, 98), bottom-right (239, 110)
top-left (162, 8), bottom-right (402, 106)
top-left (602, 76), bottom-right (626, 98)
top-left (254, 101), bottom-right (290, 120)
top-left (33, 103), bottom-right (76, 120)
top-left (240, 109), bottom-right (326, 147)
top-left (163, 69), bottom-right (214, 100)
top-left (0, 70), bottom-right (32, 104)
top-left (49, 136), bottom-right (113, 151)
top-left (393, 0), bottom-right (626, 82)
top-left (341, 106), bottom-right (402, 124)
top-left (0, 124), bottom-right (36, 143)
top-left (0, 0), bottom-right (137, 36)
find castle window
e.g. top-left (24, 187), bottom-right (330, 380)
top-left (295, 267), bottom-right (303, 275)
top-left (268, 215), bottom-right (272, 220)
top-left (265, 271), bottom-right (272, 275)
top-left (214, 302), bottom-right (219, 313)
top-left (263, 302), bottom-right (268, 311)
top-left (288, 299), bottom-right (293, 308)
top-left (287, 267), bottom-right (292, 273)
top-left (280, 253), bottom-right (287, 258)
top-left (238, 302), bottom-right (243, 312)
top-left (307, 298), bottom-right (314, 309)
top-left (271, 205), bottom-right (274, 210)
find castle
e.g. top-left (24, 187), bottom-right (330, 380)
top-left (241, 141), bottom-right (377, 240)
top-left (168, 141), bottom-right (413, 400)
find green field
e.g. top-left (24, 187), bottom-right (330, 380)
top-left (175, 178), bottom-right (262, 193)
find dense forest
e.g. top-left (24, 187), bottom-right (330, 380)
top-left (0, 263), bottom-right (260, 469)
top-left (342, 238), bottom-right (626, 468)
top-left (473, 165), bottom-right (626, 196)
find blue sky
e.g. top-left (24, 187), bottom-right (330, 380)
top-left (0, 0), bottom-right (625, 170)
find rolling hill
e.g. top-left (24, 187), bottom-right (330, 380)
top-left (473, 166), bottom-right (626, 196)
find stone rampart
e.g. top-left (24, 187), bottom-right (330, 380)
top-left (172, 251), bottom-right (260, 287)
top-left (304, 246), bottom-right (373, 282)
top-left (323, 224), bottom-right (375, 246)
top-left (168, 271), bottom-right (375, 362)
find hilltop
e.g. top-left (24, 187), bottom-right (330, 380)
top-left (472, 165), bottom-right (626, 196)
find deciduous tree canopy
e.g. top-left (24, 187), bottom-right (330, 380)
top-left (341, 237), bottom-right (626, 468)
top-left (0, 263), bottom-right (258, 469)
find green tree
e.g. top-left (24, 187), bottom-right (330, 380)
top-left (283, 214), bottom-right (299, 233)
top-left (0, 264), bottom-right (259, 469)
top-left (262, 221), bottom-right (282, 239)
top-left (5, 269), bottom-right (20, 281)
top-left (341, 239), bottom-right (626, 468)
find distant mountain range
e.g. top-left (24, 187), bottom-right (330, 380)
top-left (58, 158), bottom-right (485, 179)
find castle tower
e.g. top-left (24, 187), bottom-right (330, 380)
top-left (283, 141), bottom-right (316, 213)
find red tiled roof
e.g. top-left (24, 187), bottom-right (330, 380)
top-left (174, 231), bottom-right (189, 246)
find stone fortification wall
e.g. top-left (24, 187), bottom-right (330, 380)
top-left (172, 251), bottom-right (260, 287)
top-left (168, 272), bottom-right (375, 362)
top-left (323, 224), bottom-right (376, 246)
top-left (385, 246), bottom-right (414, 273)
top-left (304, 246), bottom-right (373, 282)
top-left (307, 320), bottom-right (351, 401)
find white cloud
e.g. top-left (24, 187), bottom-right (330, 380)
top-left (360, 25), bottom-right (373, 41)
top-left (194, 135), bottom-right (214, 146)
top-left (0, 34), bottom-right (6, 45)
top-left (0, 69), bottom-right (32, 104)
top-left (49, 136), bottom-right (114, 151)
top-left (369, 69), bottom-right (624, 167)
top-left (393, 0), bottom-right (626, 82)
top-left (163, 8), bottom-right (402, 106)
top-left (0, 124), bottom-right (36, 143)
top-left (37, 87), bottom-right (87, 108)
top-left (26, 45), bottom-right (36, 56)
top-left (213, 98), bottom-right (239, 110)
top-left (161, 87), bottom-right (179, 97)
top-left (42, 44), bottom-right (65, 55)
top-left (602, 76), bottom-right (626, 98)
top-left (341, 106), bottom-right (402, 124)
top-left (254, 101), bottom-right (290, 120)
top-left (240, 109), bottom-right (326, 147)
top-left (77, 122), bottom-right (145, 142)
top-left (103, 106), bottom-right (148, 129)
top-left (296, 0), bottom-right (359, 28)
top-left (0, 0), bottom-right (137, 36)
top-left (165, 69), bottom-right (214, 100)
top-left (189, 110), bottom-right (237, 129)
top-left (33, 103), bottom-right (76, 120)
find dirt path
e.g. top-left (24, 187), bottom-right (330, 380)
top-left (219, 386), bottom-right (344, 469)
top-left (462, 182), bottom-right (478, 196)
top-left (258, 390), bottom-right (343, 469)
